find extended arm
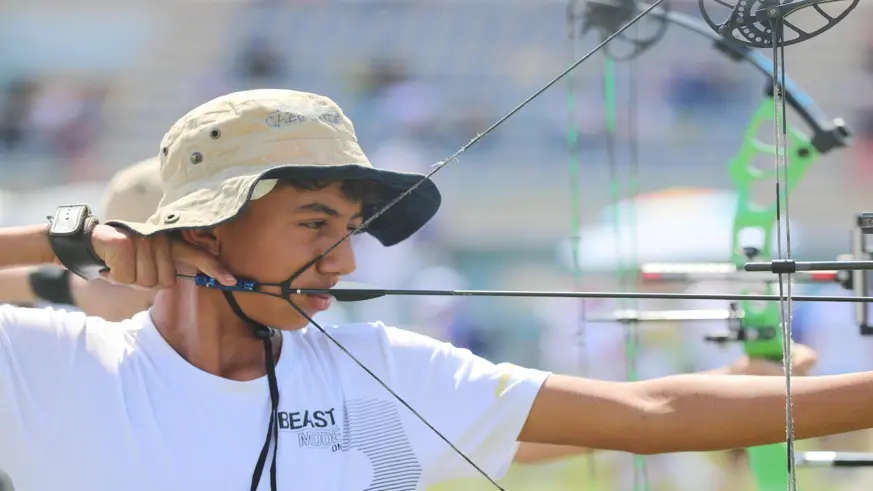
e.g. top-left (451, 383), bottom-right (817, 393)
top-left (521, 371), bottom-right (873, 455)
top-left (513, 345), bottom-right (817, 463)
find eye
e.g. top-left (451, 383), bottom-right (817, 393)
top-left (348, 224), bottom-right (365, 235)
top-left (301, 220), bottom-right (326, 230)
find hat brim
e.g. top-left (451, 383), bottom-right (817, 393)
top-left (105, 164), bottom-right (441, 247)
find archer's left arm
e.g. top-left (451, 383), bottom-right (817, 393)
top-left (513, 345), bottom-right (818, 463)
top-left (519, 369), bottom-right (873, 455)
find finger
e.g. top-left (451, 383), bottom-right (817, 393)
top-left (134, 236), bottom-right (159, 288)
top-left (153, 234), bottom-right (177, 288)
top-left (794, 355), bottom-right (817, 376)
top-left (105, 231), bottom-right (137, 285)
top-left (170, 240), bottom-right (236, 285)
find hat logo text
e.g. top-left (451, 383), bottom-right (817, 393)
top-left (266, 109), bottom-right (342, 128)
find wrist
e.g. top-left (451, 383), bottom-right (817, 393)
top-left (47, 205), bottom-right (108, 280)
top-left (42, 224), bottom-right (66, 267)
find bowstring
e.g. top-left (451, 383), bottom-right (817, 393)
top-left (564, 2), bottom-right (599, 488)
top-left (770, 16), bottom-right (798, 491)
top-left (269, 1), bottom-right (670, 488)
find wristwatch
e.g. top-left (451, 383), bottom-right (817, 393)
top-left (47, 205), bottom-right (108, 281)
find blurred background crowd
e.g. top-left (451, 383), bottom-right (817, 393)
top-left (3, 0), bottom-right (873, 489)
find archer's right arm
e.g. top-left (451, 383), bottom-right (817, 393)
top-left (0, 268), bottom-right (38, 306)
top-left (0, 225), bottom-right (56, 270)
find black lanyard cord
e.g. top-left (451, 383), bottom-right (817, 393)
top-left (222, 291), bottom-right (281, 491)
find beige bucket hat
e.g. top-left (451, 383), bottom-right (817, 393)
top-left (101, 156), bottom-right (162, 223)
top-left (105, 89), bottom-right (441, 246)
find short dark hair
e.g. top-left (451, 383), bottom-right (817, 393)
top-left (281, 178), bottom-right (384, 205)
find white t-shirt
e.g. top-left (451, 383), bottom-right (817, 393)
top-left (0, 305), bottom-right (549, 491)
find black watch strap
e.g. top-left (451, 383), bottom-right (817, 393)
top-left (47, 205), bottom-right (108, 281)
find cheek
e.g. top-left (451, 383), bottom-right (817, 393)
top-left (219, 223), bottom-right (313, 282)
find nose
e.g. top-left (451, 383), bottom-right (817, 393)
top-left (316, 236), bottom-right (357, 277)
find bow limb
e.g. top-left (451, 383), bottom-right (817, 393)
top-left (624, 4), bottom-right (848, 489)
top-left (580, 3), bottom-right (848, 490)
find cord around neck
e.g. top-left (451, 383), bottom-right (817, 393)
top-left (222, 290), bottom-right (280, 491)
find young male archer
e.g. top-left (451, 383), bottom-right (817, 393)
top-left (0, 89), bottom-right (857, 491)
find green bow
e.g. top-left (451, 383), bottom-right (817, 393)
top-left (567, 1), bottom-right (850, 489)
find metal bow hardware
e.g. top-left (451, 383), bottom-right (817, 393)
top-left (699, 0), bottom-right (860, 48)
top-left (188, 0), bottom-right (869, 489)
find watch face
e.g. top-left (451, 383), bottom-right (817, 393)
top-left (51, 205), bottom-right (89, 236)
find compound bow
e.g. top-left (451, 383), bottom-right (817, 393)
top-left (569, 1), bottom-right (851, 489)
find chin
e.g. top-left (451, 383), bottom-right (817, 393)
top-left (235, 296), bottom-right (313, 330)
top-left (256, 308), bottom-right (314, 331)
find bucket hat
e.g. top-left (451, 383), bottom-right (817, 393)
top-left (106, 89), bottom-right (441, 246)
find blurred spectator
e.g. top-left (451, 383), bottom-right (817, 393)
top-left (349, 57), bottom-right (445, 144)
top-left (0, 78), bottom-right (37, 152)
top-left (185, 37), bottom-right (288, 110)
top-left (233, 37), bottom-right (287, 85)
top-left (665, 62), bottom-right (737, 114)
top-left (405, 265), bottom-right (491, 358)
top-left (22, 80), bottom-right (106, 178)
top-left (853, 107), bottom-right (873, 179)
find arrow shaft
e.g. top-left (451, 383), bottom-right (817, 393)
top-left (294, 288), bottom-right (873, 303)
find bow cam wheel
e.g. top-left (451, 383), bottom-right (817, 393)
top-left (698, 0), bottom-right (859, 48)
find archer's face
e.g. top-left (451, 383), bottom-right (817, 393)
top-left (213, 181), bottom-right (361, 329)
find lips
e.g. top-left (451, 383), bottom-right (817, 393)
top-left (304, 294), bottom-right (332, 312)
top-left (295, 282), bottom-right (337, 312)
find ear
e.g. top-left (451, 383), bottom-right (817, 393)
top-left (179, 228), bottom-right (220, 256)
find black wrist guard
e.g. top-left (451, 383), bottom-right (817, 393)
top-left (28, 266), bottom-right (75, 305)
top-left (47, 205), bottom-right (108, 281)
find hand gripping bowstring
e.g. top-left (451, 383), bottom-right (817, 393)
top-left (191, 0), bottom-right (861, 489)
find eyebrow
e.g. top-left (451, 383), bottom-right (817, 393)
top-left (295, 202), bottom-right (363, 219)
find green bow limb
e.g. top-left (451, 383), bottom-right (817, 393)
top-left (570, 2), bottom-right (851, 490)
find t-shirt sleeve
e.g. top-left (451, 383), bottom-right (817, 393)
top-left (378, 324), bottom-right (551, 484)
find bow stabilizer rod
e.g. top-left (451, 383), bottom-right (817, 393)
top-left (796, 452), bottom-right (873, 467)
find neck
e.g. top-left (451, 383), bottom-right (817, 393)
top-left (150, 284), bottom-right (281, 381)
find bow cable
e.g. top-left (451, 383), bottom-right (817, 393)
top-left (611, 19), bottom-right (649, 490)
top-left (564, 1), bottom-right (599, 488)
